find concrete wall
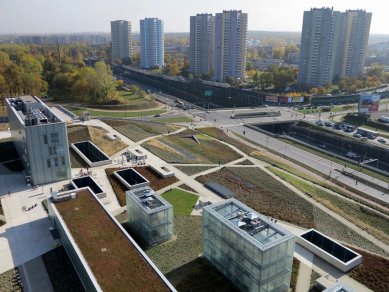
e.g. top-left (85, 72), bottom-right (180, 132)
top-left (48, 197), bottom-right (102, 292)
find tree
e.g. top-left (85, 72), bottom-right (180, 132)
top-left (93, 62), bottom-right (118, 103)
top-left (259, 72), bottom-right (273, 90)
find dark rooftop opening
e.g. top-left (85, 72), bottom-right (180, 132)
top-left (301, 230), bottom-right (358, 263)
top-left (73, 141), bottom-right (109, 163)
top-left (72, 176), bottom-right (103, 195)
top-left (116, 168), bottom-right (148, 186)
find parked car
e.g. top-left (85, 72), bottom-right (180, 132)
top-left (353, 133), bottom-right (362, 138)
top-left (318, 144), bottom-right (327, 149)
top-left (316, 120), bottom-right (324, 126)
top-left (378, 138), bottom-right (387, 144)
top-left (324, 121), bottom-right (333, 127)
top-left (154, 114), bottom-right (161, 117)
top-left (360, 137), bottom-right (368, 142)
top-left (367, 134), bottom-right (376, 140)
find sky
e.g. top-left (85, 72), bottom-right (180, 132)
top-left (0, 0), bottom-right (388, 35)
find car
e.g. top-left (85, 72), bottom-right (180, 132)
top-left (360, 137), bottom-right (368, 142)
top-left (318, 144), bottom-right (327, 149)
top-left (324, 121), bottom-right (333, 127)
top-left (333, 124), bottom-right (342, 130)
top-left (367, 134), bottom-right (375, 140)
top-left (316, 120), bottom-right (324, 126)
top-left (378, 138), bottom-right (387, 144)
top-left (154, 114), bottom-right (161, 117)
top-left (353, 133), bottom-right (362, 138)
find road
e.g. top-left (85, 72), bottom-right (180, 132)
top-left (193, 108), bottom-right (389, 204)
top-left (119, 76), bottom-right (389, 204)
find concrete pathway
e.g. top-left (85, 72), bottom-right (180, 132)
top-left (0, 174), bottom-right (59, 274)
top-left (295, 262), bottom-right (312, 292)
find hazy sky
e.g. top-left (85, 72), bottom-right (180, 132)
top-left (0, 0), bottom-right (388, 34)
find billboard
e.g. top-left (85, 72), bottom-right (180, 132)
top-left (359, 94), bottom-right (380, 113)
top-left (265, 95), bottom-right (278, 102)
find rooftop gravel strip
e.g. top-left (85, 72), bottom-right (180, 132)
top-left (55, 190), bottom-right (170, 292)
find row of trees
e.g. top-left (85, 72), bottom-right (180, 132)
top-left (0, 44), bottom-right (120, 104)
top-left (250, 65), bottom-right (297, 91)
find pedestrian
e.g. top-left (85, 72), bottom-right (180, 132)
top-left (7, 190), bottom-right (10, 196)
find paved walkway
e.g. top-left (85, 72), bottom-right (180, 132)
top-left (0, 174), bottom-right (59, 274)
top-left (295, 262), bottom-right (312, 292)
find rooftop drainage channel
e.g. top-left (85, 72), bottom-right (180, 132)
top-left (71, 141), bottom-right (112, 167)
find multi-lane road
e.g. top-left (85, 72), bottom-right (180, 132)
top-left (118, 75), bottom-right (389, 204)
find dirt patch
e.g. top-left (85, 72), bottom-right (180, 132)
top-left (348, 247), bottom-right (389, 292)
top-left (197, 167), bottom-right (314, 228)
top-left (146, 215), bottom-right (203, 274)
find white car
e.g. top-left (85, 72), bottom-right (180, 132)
top-left (378, 137), bottom-right (387, 144)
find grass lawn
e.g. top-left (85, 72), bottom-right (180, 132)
top-left (268, 166), bottom-right (389, 245)
top-left (118, 89), bottom-right (157, 109)
top-left (156, 116), bottom-right (192, 123)
top-left (68, 107), bottom-right (165, 118)
top-left (143, 129), bottom-right (242, 164)
top-left (174, 165), bottom-right (215, 176)
top-left (162, 189), bottom-right (199, 215)
top-left (103, 119), bottom-right (180, 142)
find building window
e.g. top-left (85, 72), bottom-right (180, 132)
top-left (47, 159), bottom-right (51, 168)
top-left (43, 135), bottom-right (48, 144)
top-left (51, 133), bottom-right (59, 143)
top-left (61, 156), bottom-right (65, 166)
top-left (54, 157), bottom-right (58, 167)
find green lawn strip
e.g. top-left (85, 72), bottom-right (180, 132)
top-left (156, 117), bottom-right (192, 123)
top-left (68, 108), bottom-right (165, 118)
top-left (266, 158), bottom-right (389, 216)
top-left (162, 188), bottom-right (199, 215)
top-left (278, 137), bottom-right (389, 183)
top-left (143, 129), bottom-right (242, 164)
top-left (267, 166), bottom-right (389, 245)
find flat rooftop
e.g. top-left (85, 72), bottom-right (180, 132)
top-left (209, 199), bottom-right (293, 248)
top-left (6, 95), bottom-right (62, 126)
top-left (53, 189), bottom-right (171, 291)
top-left (128, 187), bottom-right (171, 212)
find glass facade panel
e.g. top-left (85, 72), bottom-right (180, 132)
top-left (203, 199), bottom-right (295, 292)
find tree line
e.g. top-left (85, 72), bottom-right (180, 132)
top-left (0, 44), bottom-right (119, 104)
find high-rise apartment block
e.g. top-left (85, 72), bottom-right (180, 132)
top-left (298, 8), bottom-right (371, 87)
top-left (189, 14), bottom-right (215, 76)
top-left (6, 96), bottom-right (71, 185)
top-left (111, 20), bottom-right (132, 62)
top-left (203, 199), bottom-right (295, 292)
top-left (140, 18), bottom-right (165, 69)
top-left (189, 10), bottom-right (248, 82)
top-left (214, 10), bottom-right (248, 82)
